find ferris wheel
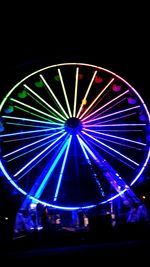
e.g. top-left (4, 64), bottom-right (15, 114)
top-left (0, 63), bottom-right (150, 210)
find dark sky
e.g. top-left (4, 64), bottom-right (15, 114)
top-left (1, 5), bottom-right (149, 107)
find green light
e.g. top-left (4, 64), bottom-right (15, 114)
top-left (34, 80), bottom-right (44, 88)
top-left (17, 90), bottom-right (27, 98)
top-left (54, 75), bottom-right (60, 81)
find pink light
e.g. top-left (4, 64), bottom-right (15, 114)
top-left (112, 84), bottom-right (122, 92)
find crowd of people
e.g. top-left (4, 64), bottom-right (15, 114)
top-left (12, 199), bottom-right (150, 240)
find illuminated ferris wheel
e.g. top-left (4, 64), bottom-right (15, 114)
top-left (0, 63), bottom-right (150, 210)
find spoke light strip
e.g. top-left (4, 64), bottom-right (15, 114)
top-left (27, 92), bottom-right (57, 116)
top-left (10, 98), bottom-right (65, 123)
top-left (40, 74), bottom-right (69, 119)
top-left (92, 130), bottom-right (142, 132)
top-left (83, 128), bottom-right (146, 146)
top-left (91, 97), bottom-right (126, 118)
top-left (83, 105), bottom-right (141, 124)
top-left (20, 142), bottom-right (66, 204)
top-left (3, 132), bottom-right (61, 143)
top-left (0, 127), bottom-right (59, 138)
top-left (3, 129), bottom-right (65, 158)
top-left (58, 68), bottom-right (72, 117)
top-left (54, 135), bottom-right (72, 201)
top-left (2, 116), bottom-right (63, 125)
top-left (81, 134), bottom-right (136, 170)
top-left (77, 70), bottom-right (98, 118)
top-left (7, 137), bottom-right (59, 162)
top-left (77, 135), bottom-right (97, 160)
top-left (88, 112), bottom-right (137, 125)
top-left (82, 130), bottom-right (139, 166)
top-left (79, 135), bottom-right (139, 201)
top-left (23, 84), bottom-right (67, 121)
top-left (34, 137), bottom-right (70, 199)
top-left (77, 135), bottom-right (105, 197)
top-left (14, 105), bottom-right (54, 122)
top-left (6, 122), bottom-right (51, 128)
top-left (82, 89), bottom-right (129, 121)
top-left (89, 136), bottom-right (143, 150)
top-left (79, 78), bottom-right (114, 120)
top-left (83, 123), bottom-right (146, 127)
top-left (73, 67), bottom-right (79, 117)
top-left (13, 132), bottom-right (66, 177)
top-left (17, 141), bottom-right (62, 181)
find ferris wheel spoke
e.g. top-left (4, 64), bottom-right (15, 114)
top-left (16, 140), bottom-right (62, 182)
top-left (82, 89), bottom-right (129, 122)
top-left (82, 128), bottom-right (146, 147)
top-left (10, 105), bottom-right (55, 122)
top-left (91, 112), bottom-right (138, 124)
top-left (83, 123), bottom-right (146, 128)
top-left (39, 74), bottom-right (69, 119)
top-left (2, 132), bottom-right (63, 143)
top-left (13, 132), bottom-right (66, 178)
top-left (18, 137), bottom-right (68, 198)
top-left (2, 115), bottom-right (64, 131)
top-left (79, 136), bottom-right (141, 205)
top-left (3, 129), bottom-right (65, 159)
top-left (2, 115), bottom-right (63, 126)
top-left (83, 105), bottom-right (141, 124)
top-left (81, 134), bottom-right (137, 170)
top-left (77, 70), bottom-right (98, 118)
top-left (53, 135), bottom-right (72, 202)
top-left (87, 97), bottom-right (127, 120)
top-left (73, 67), bottom-right (79, 117)
top-left (10, 98), bottom-right (65, 123)
top-left (77, 135), bottom-right (105, 197)
top-left (81, 130), bottom-right (140, 167)
top-left (58, 68), bottom-right (72, 118)
top-left (5, 122), bottom-right (53, 129)
top-left (77, 135), bottom-right (131, 194)
top-left (88, 136), bottom-right (143, 151)
top-left (79, 78), bottom-right (115, 120)
top-left (82, 99), bottom-right (129, 124)
top-left (0, 127), bottom-right (63, 139)
top-left (24, 92), bottom-right (58, 117)
top-left (23, 84), bottom-right (67, 121)
top-left (6, 137), bottom-right (61, 163)
top-left (34, 135), bottom-right (70, 199)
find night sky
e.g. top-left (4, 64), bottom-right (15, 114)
top-left (1, 5), bottom-right (149, 106)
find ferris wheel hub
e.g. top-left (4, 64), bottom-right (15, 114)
top-left (65, 117), bottom-right (82, 135)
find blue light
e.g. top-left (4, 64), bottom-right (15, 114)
top-left (13, 132), bottom-right (66, 177)
top-left (54, 135), bottom-right (72, 201)
top-left (34, 135), bottom-right (70, 199)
